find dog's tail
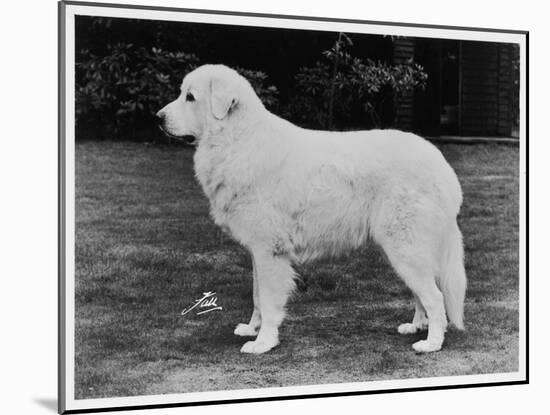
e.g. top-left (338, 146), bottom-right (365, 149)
top-left (440, 221), bottom-right (467, 330)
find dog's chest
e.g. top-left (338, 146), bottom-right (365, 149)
top-left (194, 144), bottom-right (251, 224)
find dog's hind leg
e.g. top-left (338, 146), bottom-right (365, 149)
top-left (384, 244), bottom-right (447, 352)
top-left (387, 250), bottom-right (446, 352)
top-left (374, 202), bottom-right (447, 353)
top-left (234, 255), bottom-right (262, 337)
top-left (397, 294), bottom-right (429, 334)
top-left (240, 249), bottom-right (296, 354)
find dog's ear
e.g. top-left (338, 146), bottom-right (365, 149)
top-left (210, 77), bottom-right (238, 120)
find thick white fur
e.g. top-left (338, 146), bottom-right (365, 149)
top-left (158, 64), bottom-right (467, 354)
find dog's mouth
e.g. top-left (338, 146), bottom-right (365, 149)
top-left (158, 125), bottom-right (197, 146)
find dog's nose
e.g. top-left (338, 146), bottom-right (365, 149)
top-left (156, 110), bottom-right (165, 123)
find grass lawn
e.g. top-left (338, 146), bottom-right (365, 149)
top-left (74, 140), bottom-right (520, 399)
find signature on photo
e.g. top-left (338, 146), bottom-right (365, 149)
top-left (181, 291), bottom-right (223, 316)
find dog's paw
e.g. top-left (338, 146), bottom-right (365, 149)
top-left (398, 323), bottom-right (419, 334)
top-left (398, 322), bottom-right (428, 334)
top-left (412, 339), bottom-right (442, 353)
top-left (234, 323), bottom-right (259, 337)
top-left (240, 339), bottom-right (278, 354)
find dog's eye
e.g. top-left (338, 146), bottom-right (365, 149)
top-left (186, 93), bottom-right (195, 102)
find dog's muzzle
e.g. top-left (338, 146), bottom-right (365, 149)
top-left (156, 111), bottom-right (197, 146)
top-left (157, 125), bottom-right (197, 146)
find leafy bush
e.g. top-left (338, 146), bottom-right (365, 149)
top-left (235, 67), bottom-right (280, 111)
top-left (76, 44), bottom-right (279, 140)
top-left (76, 44), bottom-right (199, 139)
top-left (291, 33), bottom-right (428, 129)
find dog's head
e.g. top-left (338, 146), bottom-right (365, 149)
top-left (156, 64), bottom-right (263, 145)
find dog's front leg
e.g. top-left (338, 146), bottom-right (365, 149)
top-left (240, 250), bottom-right (295, 354)
top-left (234, 255), bottom-right (262, 336)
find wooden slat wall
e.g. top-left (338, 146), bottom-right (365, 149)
top-left (460, 41), bottom-right (513, 136)
top-left (497, 44), bottom-right (514, 136)
top-left (393, 38), bottom-right (415, 131)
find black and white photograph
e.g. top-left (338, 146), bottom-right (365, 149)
top-left (58, 1), bottom-right (528, 413)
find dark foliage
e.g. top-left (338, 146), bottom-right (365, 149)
top-left (75, 17), bottom-right (426, 140)
top-left (76, 45), bottom-right (279, 140)
top-left (290, 33), bottom-right (428, 130)
top-left (76, 44), bottom-right (199, 139)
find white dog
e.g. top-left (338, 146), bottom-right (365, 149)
top-left (157, 64), bottom-right (466, 354)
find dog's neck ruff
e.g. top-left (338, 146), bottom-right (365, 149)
top-left (193, 107), bottom-right (272, 228)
